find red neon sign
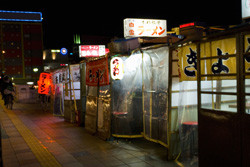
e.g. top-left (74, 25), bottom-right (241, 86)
top-left (37, 73), bottom-right (51, 95)
top-left (179, 22), bottom-right (195, 29)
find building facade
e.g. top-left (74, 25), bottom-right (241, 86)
top-left (0, 10), bottom-right (43, 84)
top-left (43, 49), bottom-right (69, 71)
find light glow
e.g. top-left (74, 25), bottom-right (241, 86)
top-left (179, 22), bottom-right (195, 29)
top-left (33, 68), bottom-right (39, 72)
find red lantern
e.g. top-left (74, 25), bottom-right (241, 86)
top-left (37, 73), bottom-right (51, 95)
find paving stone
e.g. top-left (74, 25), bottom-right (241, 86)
top-left (0, 102), bottom-right (174, 167)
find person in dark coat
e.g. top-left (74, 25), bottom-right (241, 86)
top-left (2, 76), bottom-right (14, 105)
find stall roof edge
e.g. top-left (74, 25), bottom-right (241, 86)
top-left (171, 23), bottom-right (250, 48)
top-left (140, 44), bottom-right (169, 51)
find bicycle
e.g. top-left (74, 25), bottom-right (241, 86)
top-left (5, 94), bottom-right (13, 110)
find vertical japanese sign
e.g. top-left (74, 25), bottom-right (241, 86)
top-left (110, 57), bottom-right (124, 80)
top-left (86, 57), bottom-right (109, 86)
top-left (52, 68), bottom-right (68, 85)
top-left (79, 45), bottom-right (106, 57)
top-left (124, 18), bottom-right (167, 38)
top-left (37, 73), bottom-right (51, 94)
top-left (178, 44), bottom-right (198, 81)
top-left (70, 64), bottom-right (80, 82)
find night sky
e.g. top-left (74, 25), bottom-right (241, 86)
top-left (1, 1), bottom-right (242, 50)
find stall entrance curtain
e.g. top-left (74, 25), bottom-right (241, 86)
top-left (177, 44), bottom-right (199, 165)
top-left (142, 46), bottom-right (169, 147)
top-left (112, 55), bottom-right (143, 137)
top-left (111, 46), bottom-right (169, 146)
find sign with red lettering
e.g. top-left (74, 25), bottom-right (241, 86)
top-left (86, 57), bottom-right (109, 86)
top-left (124, 18), bottom-right (167, 38)
top-left (79, 45), bottom-right (106, 57)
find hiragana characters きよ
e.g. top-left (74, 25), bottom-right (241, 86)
top-left (184, 48), bottom-right (197, 77)
top-left (211, 48), bottom-right (229, 74)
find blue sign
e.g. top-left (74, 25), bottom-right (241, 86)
top-left (0, 10), bottom-right (42, 22)
top-left (60, 48), bottom-right (68, 55)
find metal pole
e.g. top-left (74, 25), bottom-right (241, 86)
top-left (139, 49), bottom-right (145, 137)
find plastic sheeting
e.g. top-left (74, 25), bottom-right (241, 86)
top-left (54, 83), bottom-right (64, 116)
top-left (112, 55), bottom-right (143, 136)
top-left (178, 81), bottom-right (198, 167)
top-left (142, 46), bottom-right (169, 146)
top-left (112, 46), bottom-right (169, 147)
top-left (85, 85), bottom-right (111, 139)
top-left (51, 68), bottom-right (68, 116)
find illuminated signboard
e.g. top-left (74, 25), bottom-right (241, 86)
top-left (242, 0), bottom-right (250, 19)
top-left (124, 18), bottom-right (167, 38)
top-left (60, 48), bottom-right (68, 55)
top-left (79, 45), bottom-right (106, 57)
top-left (110, 57), bottom-right (124, 80)
top-left (37, 73), bottom-right (51, 95)
top-left (0, 10), bottom-right (42, 22)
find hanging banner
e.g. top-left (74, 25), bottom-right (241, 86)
top-left (178, 44), bottom-right (197, 81)
top-left (200, 38), bottom-right (236, 80)
top-left (70, 64), bottom-right (80, 82)
top-left (244, 34), bottom-right (250, 73)
top-left (86, 57), bottom-right (109, 86)
top-left (178, 38), bottom-right (236, 81)
top-left (52, 68), bottom-right (68, 85)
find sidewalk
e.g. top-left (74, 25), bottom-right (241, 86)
top-left (0, 102), bottom-right (175, 167)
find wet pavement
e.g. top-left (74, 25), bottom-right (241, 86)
top-left (0, 102), bottom-right (176, 167)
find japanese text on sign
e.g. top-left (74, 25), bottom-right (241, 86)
top-left (86, 57), bottom-right (109, 86)
top-left (79, 45), bottom-right (106, 57)
top-left (110, 57), bottom-right (124, 80)
top-left (37, 73), bottom-right (51, 95)
top-left (124, 18), bottom-right (167, 38)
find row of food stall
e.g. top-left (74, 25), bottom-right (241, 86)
top-left (36, 17), bottom-right (250, 167)
top-left (37, 28), bottom-right (207, 167)
top-left (38, 42), bottom-right (183, 160)
top-left (38, 28), bottom-right (248, 166)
